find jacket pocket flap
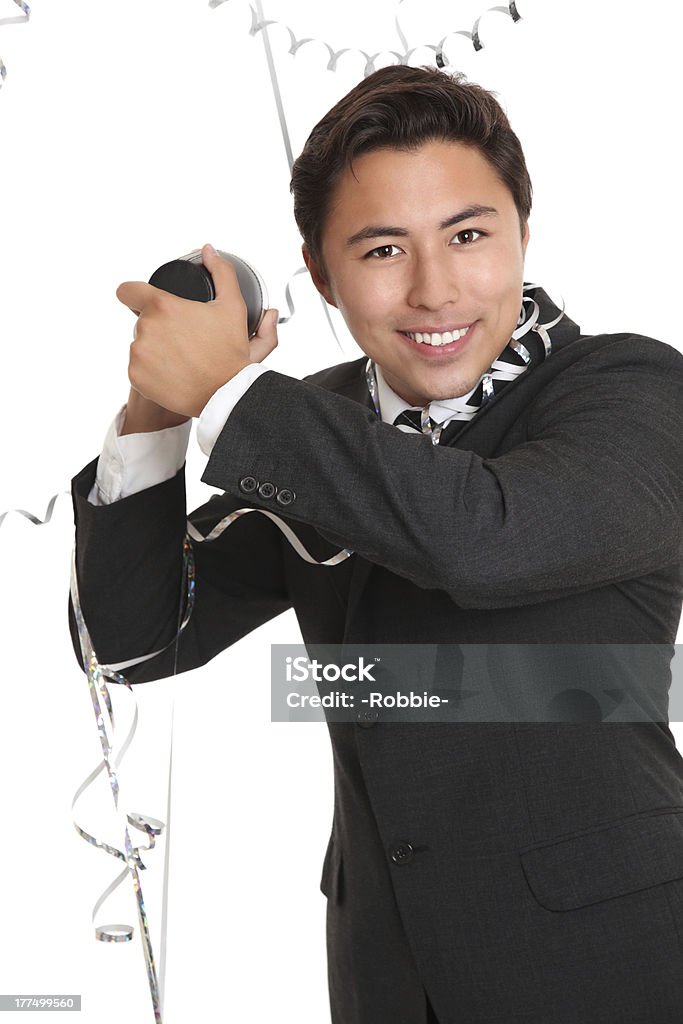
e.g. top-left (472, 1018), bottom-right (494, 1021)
top-left (320, 835), bottom-right (343, 904)
top-left (520, 807), bottom-right (683, 911)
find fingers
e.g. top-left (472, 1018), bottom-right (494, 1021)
top-left (200, 243), bottom-right (243, 304)
top-left (248, 308), bottom-right (279, 364)
top-left (116, 280), bottom-right (160, 315)
top-left (118, 249), bottom-right (243, 314)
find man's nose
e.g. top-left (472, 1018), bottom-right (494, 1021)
top-left (406, 254), bottom-right (459, 311)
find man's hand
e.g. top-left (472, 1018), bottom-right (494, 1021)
top-left (116, 243), bottom-right (279, 418)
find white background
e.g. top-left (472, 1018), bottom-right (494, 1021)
top-left (0, 1), bottom-right (682, 1021)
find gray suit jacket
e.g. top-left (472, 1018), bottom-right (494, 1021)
top-left (70, 288), bottom-right (683, 1023)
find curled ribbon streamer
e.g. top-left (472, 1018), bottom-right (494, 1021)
top-left (278, 265), bottom-right (308, 326)
top-left (277, 264), bottom-right (338, 332)
top-left (186, 508), bottom-right (354, 562)
top-left (464, 2), bottom-right (522, 53)
top-left (397, 1), bottom-right (522, 59)
top-left (520, 281), bottom-right (566, 357)
top-left (0, 489), bottom-right (69, 530)
top-left (71, 700), bottom-right (165, 945)
top-left (70, 547), bottom-right (171, 1023)
top-left (209, 0), bottom-right (523, 69)
top-left (0, 0), bottom-right (30, 87)
top-left (0, 496), bottom-right (169, 993)
top-left (247, 8), bottom-right (403, 77)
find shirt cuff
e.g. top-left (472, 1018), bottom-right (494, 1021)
top-left (196, 364), bottom-right (272, 457)
top-left (88, 405), bottom-right (193, 505)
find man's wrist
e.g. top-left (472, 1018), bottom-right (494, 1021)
top-left (121, 388), bottom-right (191, 434)
top-left (187, 362), bottom-right (252, 418)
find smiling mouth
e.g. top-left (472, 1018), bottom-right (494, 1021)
top-left (398, 322), bottom-right (477, 352)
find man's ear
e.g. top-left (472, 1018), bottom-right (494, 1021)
top-left (302, 245), bottom-right (338, 308)
top-left (522, 221), bottom-right (530, 256)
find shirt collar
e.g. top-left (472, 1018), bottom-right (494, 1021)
top-left (374, 363), bottom-right (483, 426)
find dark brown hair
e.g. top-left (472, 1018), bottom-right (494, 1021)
top-left (290, 64), bottom-right (532, 275)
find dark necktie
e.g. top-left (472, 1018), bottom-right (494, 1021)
top-left (393, 409), bottom-right (431, 431)
top-left (393, 409), bottom-right (465, 446)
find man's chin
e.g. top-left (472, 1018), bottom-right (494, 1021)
top-left (390, 381), bottom-right (480, 407)
top-left (413, 372), bottom-right (483, 404)
top-left (377, 358), bottom-right (485, 406)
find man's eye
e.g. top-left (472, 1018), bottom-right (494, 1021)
top-left (452, 229), bottom-right (484, 245)
top-left (365, 244), bottom-right (402, 260)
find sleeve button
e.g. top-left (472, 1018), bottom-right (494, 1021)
top-left (389, 842), bottom-right (414, 865)
top-left (239, 476), bottom-right (258, 494)
top-left (258, 481), bottom-right (276, 499)
top-left (276, 488), bottom-right (296, 506)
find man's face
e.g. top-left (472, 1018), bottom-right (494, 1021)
top-left (303, 140), bottom-right (530, 407)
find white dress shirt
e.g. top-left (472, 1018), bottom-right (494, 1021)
top-left (88, 361), bottom-right (484, 506)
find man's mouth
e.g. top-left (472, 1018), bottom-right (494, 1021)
top-left (397, 322), bottom-right (477, 351)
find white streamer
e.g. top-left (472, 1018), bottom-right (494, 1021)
top-left (186, 507), bottom-right (353, 563)
top-left (0, 489), bottom-right (68, 529)
top-left (0, 0), bottom-right (30, 87)
top-left (209, 0), bottom-right (523, 68)
top-left (69, 547), bottom-right (166, 1021)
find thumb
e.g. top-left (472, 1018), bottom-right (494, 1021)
top-left (200, 243), bottom-right (243, 304)
top-left (248, 308), bottom-right (279, 364)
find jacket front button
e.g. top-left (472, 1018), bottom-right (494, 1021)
top-left (276, 488), bottom-right (296, 506)
top-left (389, 842), bottom-right (414, 865)
top-left (357, 709), bottom-right (378, 728)
top-left (239, 476), bottom-right (258, 494)
top-left (258, 481), bottom-right (276, 499)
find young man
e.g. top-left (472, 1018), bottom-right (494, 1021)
top-left (70, 66), bottom-right (683, 1023)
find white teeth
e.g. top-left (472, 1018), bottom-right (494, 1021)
top-left (404, 327), bottom-right (470, 346)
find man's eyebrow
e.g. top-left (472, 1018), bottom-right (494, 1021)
top-left (345, 205), bottom-right (499, 248)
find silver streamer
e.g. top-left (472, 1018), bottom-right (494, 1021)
top-left (395, 1), bottom-right (523, 60)
top-left (186, 507), bottom-right (354, 562)
top-left (277, 264), bottom-right (308, 326)
top-left (0, 489), bottom-right (68, 529)
top-left (67, 540), bottom-right (196, 1019)
top-left (225, 0), bottom-right (345, 350)
top-left (209, 0), bottom-right (523, 70)
top-left (0, 0), bottom-right (30, 88)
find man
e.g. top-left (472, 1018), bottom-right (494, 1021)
top-left (69, 65), bottom-right (683, 1022)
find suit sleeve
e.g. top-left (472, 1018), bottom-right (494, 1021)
top-left (68, 458), bottom-right (291, 683)
top-left (200, 336), bottom-right (683, 610)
